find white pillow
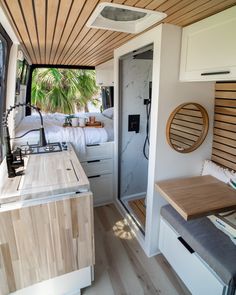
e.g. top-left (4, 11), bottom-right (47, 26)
top-left (102, 107), bottom-right (113, 119)
top-left (201, 160), bottom-right (236, 183)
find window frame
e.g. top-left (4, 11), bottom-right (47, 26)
top-left (0, 24), bottom-right (13, 162)
top-left (25, 64), bottom-right (95, 115)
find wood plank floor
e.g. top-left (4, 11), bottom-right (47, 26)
top-left (83, 204), bottom-right (191, 295)
top-left (128, 198), bottom-right (146, 230)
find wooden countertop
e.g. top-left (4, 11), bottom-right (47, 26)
top-left (0, 143), bottom-right (89, 205)
top-left (155, 175), bottom-right (236, 220)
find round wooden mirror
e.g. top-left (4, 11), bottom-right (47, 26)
top-left (166, 103), bottom-right (209, 153)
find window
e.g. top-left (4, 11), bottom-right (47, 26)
top-left (0, 24), bottom-right (12, 162)
top-left (30, 67), bottom-right (100, 114)
top-left (16, 59), bottom-right (30, 95)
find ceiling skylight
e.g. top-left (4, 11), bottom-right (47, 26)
top-left (86, 3), bottom-right (167, 34)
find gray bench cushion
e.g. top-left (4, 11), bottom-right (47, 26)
top-left (161, 205), bottom-right (236, 295)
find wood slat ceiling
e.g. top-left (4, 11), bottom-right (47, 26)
top-left (1, 0), bottom-right (236, 67)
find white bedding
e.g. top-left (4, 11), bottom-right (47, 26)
top-left (14, 112), bottom-right (113, 154)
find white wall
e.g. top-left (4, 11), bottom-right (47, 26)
top-left (119, 55), bottom-right (153, 199)
top-left (6, 44), bottom-right (18, 136)
top-left (0, 7), bottom-right (19, 44)
top-left (0, 7), bottom-right (20, 137)
top-left (145, 24), bottom-right (214, 256)
top-left (114, 24), bottom-right (215, 257)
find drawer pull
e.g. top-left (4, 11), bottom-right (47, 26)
top-left (87, 160), bottom-right (101, 163)
top-left (87, 144), bottom-right (100, 147)
top-left (88, 175), bottom-right (101, 179)
top-left (177, 237), bottom-right (195, 254)
top-left (201, 71), bottom-right (230, 76)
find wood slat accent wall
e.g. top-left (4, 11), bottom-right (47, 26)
top-left (212, 82), bottom-right (236, 171)
top-left (0, 194), bottom-right (94, 295)
top-left (1, 0), bottom-right (236, 66)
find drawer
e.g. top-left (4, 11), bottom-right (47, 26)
top-left (159, 217), bottom-right (226, 295)
top-left (79, 142), bottom-right (113, 162)
top-left (88, 174), bottom-right (113, 205)
top-left (81, 159), bottom-right (113, 177)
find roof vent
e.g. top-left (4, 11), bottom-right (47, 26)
top-left (86, 3), bottom-right (167, 34)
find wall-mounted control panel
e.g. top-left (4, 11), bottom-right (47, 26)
top-left (128, 114), bottom-right (140, 133)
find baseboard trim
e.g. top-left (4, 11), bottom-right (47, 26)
top-left (94, 200), bottom-right (113, 207)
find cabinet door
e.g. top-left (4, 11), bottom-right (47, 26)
top-left (0, 194), bottom-right (94, 295)
top-left (180, 6), bottom-right (236, 81)
top-left (89, 174), bottom-right (113, 205)
top-left (96, 68), bottom-right (105, 86)
top-left (95, 59), bottom-right (114, 86)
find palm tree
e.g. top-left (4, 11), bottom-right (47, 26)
top-left (31, 68), bottom-right (99, 114)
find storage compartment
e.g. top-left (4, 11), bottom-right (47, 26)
top-left (79, 142), bottom-right (114, 206)
top-left (159, 217), bottom-right (226, 295)
top-left (81, 159), bottom-right (113, 177)
top-left (180, 6), bottom-right (236, 81)
top-left (88, 174), bottom-right (113, 205)
top-left (95, 59), bottom-right (114, 86)
top-left (79, 142), bottom-right (113, 162)
top-left (0, 193), bottom-right (94, 294)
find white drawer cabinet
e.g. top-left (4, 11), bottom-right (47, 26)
top-left (81, 159), bottom-right (113, 177)
top-left (79, 142), bottom-right (114, 206)
top-left (79, 142), bottom-right (113, 162)
top-left (88, 174), bottom-right (113, 205)
top-left (159, 218), bottom-right (226, 295)
top-left (180, 6), bottom-right (236, 82)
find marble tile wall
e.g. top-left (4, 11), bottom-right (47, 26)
top-left (119, 55), bottom-right (153, 199)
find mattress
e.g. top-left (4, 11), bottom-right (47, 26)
top-left (14, 112), bottom-right (114, 154)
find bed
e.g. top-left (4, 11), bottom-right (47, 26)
top-left (14, 110), bottom-right (114, 155)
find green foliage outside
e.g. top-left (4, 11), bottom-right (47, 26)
top-left (31, 68), bottom-right (99, 114)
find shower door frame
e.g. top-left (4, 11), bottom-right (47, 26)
top-left (113, 25), bottom-right (163, 256)
top-left (117, 49), bottom-right (153, 235)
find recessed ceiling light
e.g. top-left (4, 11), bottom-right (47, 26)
top-left (86, 3), bottom-right (167, 34)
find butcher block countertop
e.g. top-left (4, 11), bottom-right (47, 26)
top-left (155, 175), bottom-right (236, 220)
top-left (0, 143), bottom-right (89, 206)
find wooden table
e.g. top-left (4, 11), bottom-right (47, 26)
top-left (155, 175), bottom-right (236, 220)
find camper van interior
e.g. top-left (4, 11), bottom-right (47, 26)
top-left (0, 1), bottom-right (236, 295)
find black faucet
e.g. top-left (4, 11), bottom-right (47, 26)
top-left (2, 103), bottom-right (47, 178)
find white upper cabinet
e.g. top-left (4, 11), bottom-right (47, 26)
top-left (95, 59), bottom-right (114, 86)
top-left (180, 6), bottom-right (236, 81)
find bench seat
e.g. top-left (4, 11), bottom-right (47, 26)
top-left (161, 205), bottom-right (236, 295)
